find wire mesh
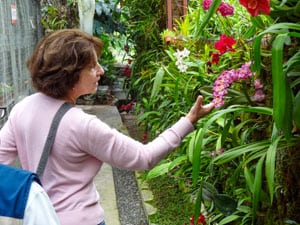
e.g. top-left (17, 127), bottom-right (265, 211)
top-left (0, 0), bottom-right (43, 127)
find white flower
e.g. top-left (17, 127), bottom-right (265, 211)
top-left (173, 48), bottom-right (190, 59)
top-left (173, 49), bottom-right (183, 59)
top-left (174, 48), bottom-right (190, 72)
top-left (178, 64), bottom-right (188, 72)
top-left (181, 47), bottom-right (190, 57)
top-left (175, 59), bottom-right (183, 66)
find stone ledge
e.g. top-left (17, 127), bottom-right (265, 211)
top-left (135, 171), bottom-right (158, 225)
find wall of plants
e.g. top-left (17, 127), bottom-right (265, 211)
top-left (122, 0), bottom-right (300, 224)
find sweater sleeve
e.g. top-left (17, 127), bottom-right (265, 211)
top-left (83, 117), bottom-right (194, 170)
top-left (0, 115), bottom-right (18, 165)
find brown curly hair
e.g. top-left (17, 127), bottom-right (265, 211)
top-left (27, 29), bottom-right (103, 98)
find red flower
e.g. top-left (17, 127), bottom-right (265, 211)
top-left (217, 2), bottom-right (234, 17)
top-left (124, 45), bottom-right (129, 52)
top-left (211, 52), bottom-right (220, 64)
top-left (214, 34), bottom-right (236, 54)
top-left (189, 214), bottom-right (206, 225)
top-left (203, 0), bottom-right (234, 17)
top-left (122, 65), bottom-right (131, 77)
top-left (197, 214), bottom-right (206, 225)
top-left (142, 132), bottom-right (147, 142)
top-left (239, 0), bottom-right (270, 17)
top-left (119, 102), bottom-right (134, 112)
top-left (202, 0), bottom-right (212, 10)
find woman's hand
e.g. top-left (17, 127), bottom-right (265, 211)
top-left (185, 95), bottom-right (215, 124)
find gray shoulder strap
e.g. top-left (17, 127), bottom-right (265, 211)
top-left (36, 102), bottom-right (73, 177)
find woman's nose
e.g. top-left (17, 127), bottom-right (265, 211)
top-left (97, 63), bottom-right (105, 76)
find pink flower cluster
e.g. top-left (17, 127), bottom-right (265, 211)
top-left (202, 0), bottom-right (234, 17)
top-left (212, 62), bottom-right (255, 108)
top-left (253, 79), bottom-right (265, 102)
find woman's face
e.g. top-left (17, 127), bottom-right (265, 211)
top-left (74, 51), bottom-right (104, 96)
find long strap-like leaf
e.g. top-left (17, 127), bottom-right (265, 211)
top-left (272, 33), bottom-right (293, 138)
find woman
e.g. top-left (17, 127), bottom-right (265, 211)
top-left (0, 29), bottom-right (214, 225)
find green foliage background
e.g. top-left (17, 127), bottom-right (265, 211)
top-left (122, 0), bottom-right (300, 224)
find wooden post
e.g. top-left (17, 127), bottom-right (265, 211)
top-left (166, 0), bottom-right (188, 30)
top-left (183, 0), bottom-right (188, 15)
top-left (166, 0), bottom-right (173, 30)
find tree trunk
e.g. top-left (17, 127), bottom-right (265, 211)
top-left (263, 146), bottom-right (300, 225)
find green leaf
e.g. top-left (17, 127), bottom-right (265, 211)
top-left (272, 34), bottom-right (287, 129)
top-left (146, 162), bottom-right (171, 180)
top-left (183, 76), bottom-right (193, 106)
top-left (250, 16), bottom-right (266, 29)
top-left (215, 135), bottom-right (222, 151)
top-left (284, 50), bottom-right (300, 74)
top-left (244, 166), bottom-right (254, 193)
top-left (271, 33), bottom-right (293, 139)
top-left (253, 155), bottom-right (265, 220)
top-left (252, 35), bottom-right (263, 73)
top-left (296, 1), bottom-right (300, 16)
top-left (213, 194), bottom-right (237, 216)
top-left (213, 140), bottom-right (270, 164)
top-left (221, 114), bottom-right (233, 146)
top-left (195, 0), bottom-right (222, 37)
top-left (150, 67), bottom-right (164, 100)
top-left (244, 25), bottom-right (257, 39)
top-left (192, 128), bottom-right (204, 184)
top-left (272, 34), bottom-right (293, 139)
top-left (282, 83), bottom-right (293, 140)
top-left (262, 23), bottom-right (300, 34)
top-left (137, 111), bottom-right (161, 122)
top-left (202, 181), bottom-right (218, 201)
top-left (218, 215), bottom-right (240, 225)
top-left (265, 136), bottom-right (281, 203)
top-left (168, 155), bottom-right (187, 171)
top-left (232, 119), bottom-right (253, 145)
top-left (188, 131), bottom-right (197, 162)
top-left (293, 92), bottom-right (300, 128)
top-left (194, 183), bottom-right (203, 222)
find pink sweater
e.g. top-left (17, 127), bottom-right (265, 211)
top-left (0, 93), bottom-right (194, 225)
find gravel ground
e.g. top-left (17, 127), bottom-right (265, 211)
top-left (113, 168), bottom-right (148, 225)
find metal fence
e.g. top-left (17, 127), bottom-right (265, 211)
top-left (0, 0), bottom-right (42, 126)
